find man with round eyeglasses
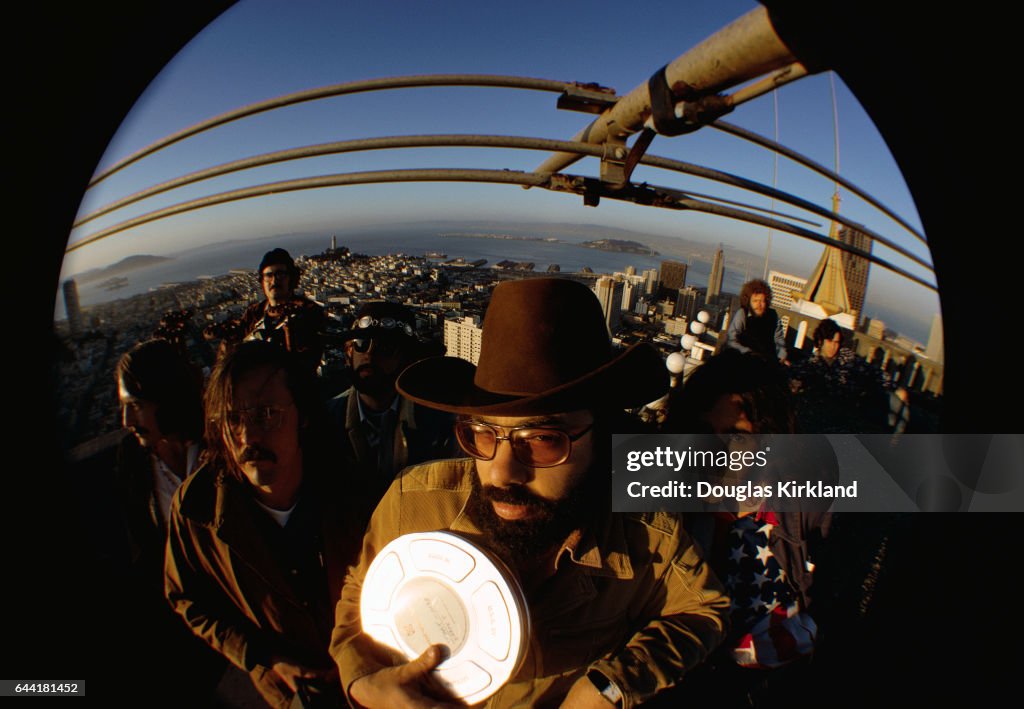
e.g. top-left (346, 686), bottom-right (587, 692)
top-left (203, 248), bottom-right (327, 372)
top-left (328, 301), bottom-right (454, 515)
top-left (330, 278), bottom-right (727, 709)
top-left (165, 341), bottom-right (362, 708)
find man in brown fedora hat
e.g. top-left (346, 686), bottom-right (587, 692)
top-left (330, 278), bottom-right (727, 708)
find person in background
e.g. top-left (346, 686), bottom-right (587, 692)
top-left (726, 279), bottom-right (789, 366)
top-left (664, 350), bottom-right (833, 708)
top-left (110, 338), bottom-right (226, 704)
top-left (328, 300), bottom-right (454, 515)
top-left (204, 248), bottom-right (326, 372)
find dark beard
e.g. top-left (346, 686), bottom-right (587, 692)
top-left (350, 365), bottom-right (397, 400)
top-left (464, 465), bottom-right (605, 567)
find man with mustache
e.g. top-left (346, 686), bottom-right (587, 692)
top-left (204, 248), bottom-right (326, 372)
top-left (331, 278), bottom-right (728, 708)
top-left (329, 301), bottom-right (454, 513)
top-left (165, 341), bottom-right (361, 708)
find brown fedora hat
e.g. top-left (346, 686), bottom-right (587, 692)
top-left (396, 278), bottom-right (667, 415)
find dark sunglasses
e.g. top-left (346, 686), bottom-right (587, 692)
top-left (350, 336), bottom-right (401, 355)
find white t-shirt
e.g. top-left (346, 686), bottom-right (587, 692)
top-left (153, 443), bottom-right (200, 525)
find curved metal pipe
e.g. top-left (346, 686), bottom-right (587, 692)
top-left (66, 167), bottom-right (937, 292)
top-left (76, 133), bottom-right (814, 231)
top-left (638, 154), bottom-right (932, 272)
top-left (711, 119), bottom-right (927, 245)
top-left (75, 133), bottom-right (928, 275)
top-left (88, 75), bottom-right (609, 188)
top-left (70, 169), bottom-right (550, 252)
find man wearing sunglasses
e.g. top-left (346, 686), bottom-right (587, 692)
top-left (331, 278), bottom-right (727, 708)
top-left (165, 341), bottom-right (361, 708)
top-left (329, 301), bottom-right (454, 514)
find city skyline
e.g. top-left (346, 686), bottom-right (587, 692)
top-left (57, 225), bottom-right (935, 345)
top-left (58, 0), bottom-right (938, 344)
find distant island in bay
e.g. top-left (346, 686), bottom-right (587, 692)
top-left (439, 231), bottom-right (657, 256)
top-left (75, 254), bottom-right (173, 283)
top-left (577, 238), bottom-right (658, 255)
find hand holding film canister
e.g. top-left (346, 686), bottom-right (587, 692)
top-left (350, 644), bottom-right (461, 709)
top-left (358, 531), bottom-right (530, 707)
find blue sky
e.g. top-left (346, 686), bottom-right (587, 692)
top-left (61, 0), bottom-right (938, 340)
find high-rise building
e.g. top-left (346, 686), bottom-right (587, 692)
top-left (803, 245), bottom-right (850, 315)
top-left (624, 265), bottom-right (636, 276)
top-left (926, 313), bottom-right (944, 363)
top-left (331, 234), bottom-right (337, 252)
top-left (444, 315), bottom-right (484, 365)
top-left (837, 226), bottom-right (872, 321)
top-left (593, 276), bottom-right (624, 332)
top-left (621, 280), bottom-right (638, 313)
top-left (866, 317), bottom-right (886, 339)
top-left (63, 279), bottom-right (82, 336)
top-left (659, 260), bottom-right (688, 294)
top-left (641, 268), bottom-right (658, 296)
top-left (706, 246), bottom-right (724, 303)
top-left (674, 286), bottom-right (701, 322)
top-left (768, 270), bottom-right (808, 311)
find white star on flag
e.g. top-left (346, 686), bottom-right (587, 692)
top-left (757, 522), bottom-right (774, 537)
top-left (756, 545), bottom-right (773, 565)
top-left (753, 572), bottom-right (769, 587)
top-left (730, 546), bottom-right (747, 563)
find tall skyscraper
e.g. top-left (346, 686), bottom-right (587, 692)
top-left (621, 280), bottom-right (638, 313)
top-left (444, 315), bottom-right (484, 365)
top-left (63, 279), bottom-right (83, 336)
top-left (837, 226), bottom-right (872, 321)
top-left (768, 270), bottom-right (808, 311)
top-left (674, 286), bottom-right (701, 321)
top-left (331, 234), bottom-right (337, 252)
top-left (593, 276), bottom-right (624, 332)
top-left (926, 313), bottom-right (944, 363)
top-left (706, 246), bottom-right (724, 304)
top-left (641, 268), bottom-right (658, 296)
top-left (659, 260), bottom-right (688, 293)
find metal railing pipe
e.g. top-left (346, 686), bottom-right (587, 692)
top-left (535, 6), bottom-right (798, 174)
top-left (88, 75), bottom-right (611, 187)
top-left (711, 119), bottom-right (928, 245)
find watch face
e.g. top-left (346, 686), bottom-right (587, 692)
top-left (361, 531), bottom-right (531, 705)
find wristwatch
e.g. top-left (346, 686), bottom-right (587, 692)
top-left (587, 669), bottom-right (624, 707)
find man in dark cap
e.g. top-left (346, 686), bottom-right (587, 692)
top-left (328, 300), bottom-right (454, 513)
top-left (205, 248), bottom-right (326, 371)
top-left (331, 278), bottom-right (727, 708)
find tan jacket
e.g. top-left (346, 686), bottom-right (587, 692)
top-left (330, 459), bottom-right (728, 708)
top-left (165, 463), bottom-right (358, 708)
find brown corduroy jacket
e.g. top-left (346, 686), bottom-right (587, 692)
top-left (165, 462), bottom-right (359, 708)
top-left (330, 458), bottom-right (728, 708)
